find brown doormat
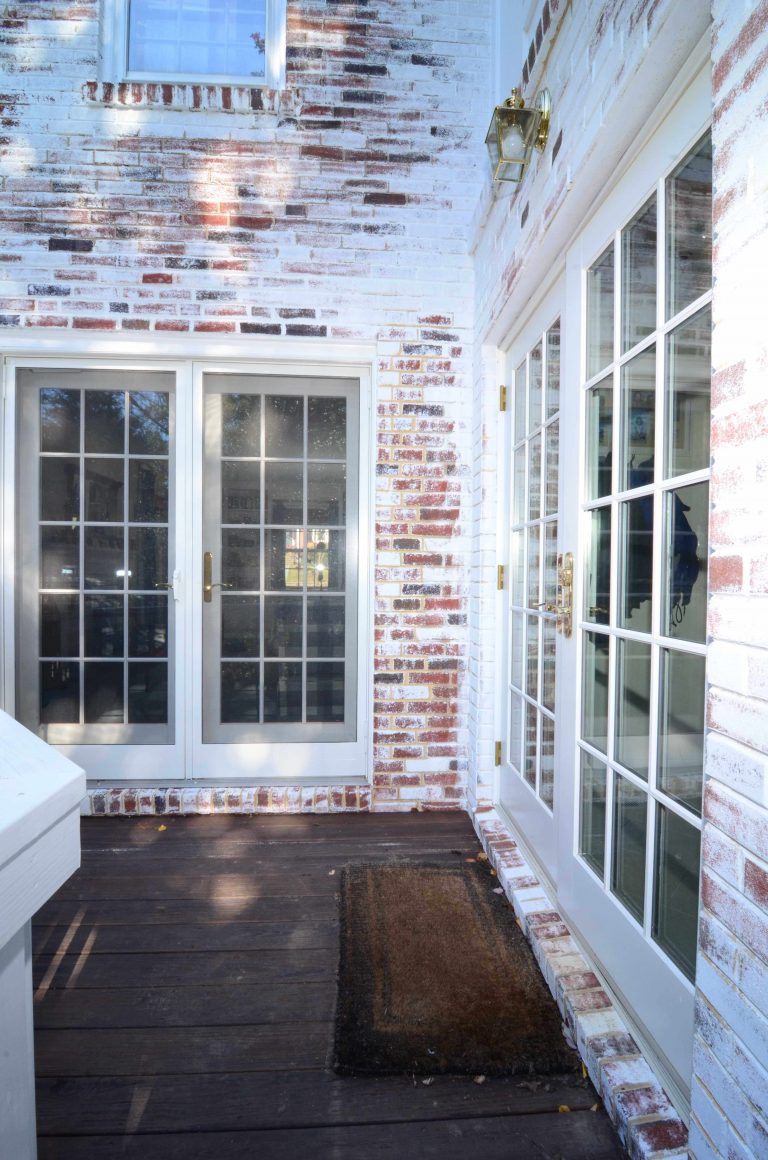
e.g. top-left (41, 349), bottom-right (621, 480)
top-left (334, 861), bottom-right (580, 1077)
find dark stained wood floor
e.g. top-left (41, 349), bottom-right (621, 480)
top-left (33, 812), bottom-right (626, 1159)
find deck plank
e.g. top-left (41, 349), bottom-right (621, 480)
top-left (34, 813), bottom-right (626, 1159)
top-left (37, 1110), bottom-right (623, 1160)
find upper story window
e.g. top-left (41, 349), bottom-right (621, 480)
top-left (101, 0), bottom-right (287, 88)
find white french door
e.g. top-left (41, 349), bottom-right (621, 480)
top-left (557, 71), bottom-right (711, 1099)
top-left (9, 358), bottom-right (371, 783)
top-left (498, 285), bottom-right (567, 885)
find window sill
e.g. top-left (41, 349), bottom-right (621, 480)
top-left (83, 80), bottom-right (282, 114)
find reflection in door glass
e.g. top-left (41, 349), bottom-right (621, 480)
top-left (658, 649), bottom-right (706, 817)
top-left (587, 243), bottom-right (614, 377)
top-left (585, 507), bottom-right (611, 625)
top-left (585, 381), bottom-right (613, 501)
top-left (85, 391), bottom-right (125, 454)
top-left (524, 702), bottom-right (537, 788)
top-left (614, 638), bottom-right (651, 780)
top-left (665, 306), bottom-right (711, 478)
top-left (653, 805), bottom-right (701, 980)
top-left (41, 388), bottom-right (80, 453)
top-left (663, 482), bottom-right (706, 643)
top-left (621, 196), bottom-right (657, 353)
top-left (540, 713), bottom-right (554, 810)
top-left (528, 342), bottom-right (542, 433)
top-left (618, 496), bottom-right (653, 633)
top-left (666, 133), bottom-right (712, 319)
top-left (129, 392), bottom-right (169, 454)
top-left (222, 394), bottom-right (261, 457)
top-left (579, 751), bottom-right (607, 877)
top-left (619, 346), bottom-right (655, 492)
top-left (582, 631), bottom-right (609, 754)
top-left (612, 773), bottom-right (647, 924)
top-left (546, 322), bottom-right (560, 418)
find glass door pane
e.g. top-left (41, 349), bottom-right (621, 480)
top-left (202, 375), bottom-right (358, 743)
top-left (502, 318), bottom-right (561, 823)
top-left (17, 370), bottom-right (175, 745)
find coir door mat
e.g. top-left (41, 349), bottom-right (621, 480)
top-left (334, 860), bottom-right (580, 1077)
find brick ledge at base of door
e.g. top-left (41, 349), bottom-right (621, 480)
top-left (82, 785), bottom-right (376, 815)
top-left (473, 808), bottom-right (690, 1160)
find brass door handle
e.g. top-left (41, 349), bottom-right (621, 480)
top-left (203, 551), bottom-right (232, 603)
top-left (556, 552), bottom-right (574, 638)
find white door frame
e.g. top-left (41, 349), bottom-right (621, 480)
top-left (1, 337), bottom-right (376, 784)
top-left (555, 66), bottom-right (711, 1099)
top-left (497, 278), bottom-right (566, 886)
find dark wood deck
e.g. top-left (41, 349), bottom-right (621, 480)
top-left (33, 812), bottom-right (626, 1158)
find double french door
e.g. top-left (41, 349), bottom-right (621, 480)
top-left (11, 361), bottom-right (369, 782)
top-left (500, 68), bottom-right (711, 1102)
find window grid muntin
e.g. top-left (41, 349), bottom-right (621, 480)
top-left (576, 134), bottom-right (711, 981)
top-left (508, 319), bottom-right (560, 812)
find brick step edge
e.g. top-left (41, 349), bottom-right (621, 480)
top-left (82, 785), bottom-right (373, 815)
top-left (472, 808), bottom-right (690, 1160)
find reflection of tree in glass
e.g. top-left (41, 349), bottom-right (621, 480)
top-left (41, 388), bottom-right (80, 453)
top-left (130, 392), bottom-right (169, 454)
top-left (85, 391), bottom-right (124, 453)
top-left (250, 31), bottom-right (266, 53)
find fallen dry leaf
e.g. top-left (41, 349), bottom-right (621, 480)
top-left (477, 851), bottom-right (488, 862)
top-left (581, 1062), bottom-right (588, 1079)
top-left (489, 868), bottom-right (497, 876)
top-left (421, 1077), bottom-right (434, 1086)
top-left (590, 1103), bottom-right (599, 1112)
top-left (328, 869), bottom-right (336, 876)
top-left (473, 1075), bottom-right (486, 1085)
top-left (157, 824), bottom-right (167, 832)
top-left (558, 1105), bottom-right (571, 1113)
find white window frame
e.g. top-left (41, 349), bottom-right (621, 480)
top-left (100, 0), bottom-right (287, 89)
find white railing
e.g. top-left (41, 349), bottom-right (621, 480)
top-left (0, 711), bottom-right (85, 1160)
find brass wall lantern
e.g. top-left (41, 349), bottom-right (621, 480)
top-left (485, 87), bottom-right (552, 183)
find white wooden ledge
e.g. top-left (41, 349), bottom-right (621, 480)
top-left (0, 711), bottom-right (85, 1160)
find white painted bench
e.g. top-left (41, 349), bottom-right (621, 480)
top-left (0, 711), bottom-right (85, 1159)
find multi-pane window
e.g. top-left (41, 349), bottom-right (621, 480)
top-left (578, 133), bottom-right (712, 981)
top-left (203, 378), bottom-right (357, 742)
top-left (17, 371), bottom-right (175, 743)
top-left (507, 321), bottom-right (561, 810)
top-left (102, 0), bottom-right (287, 87)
